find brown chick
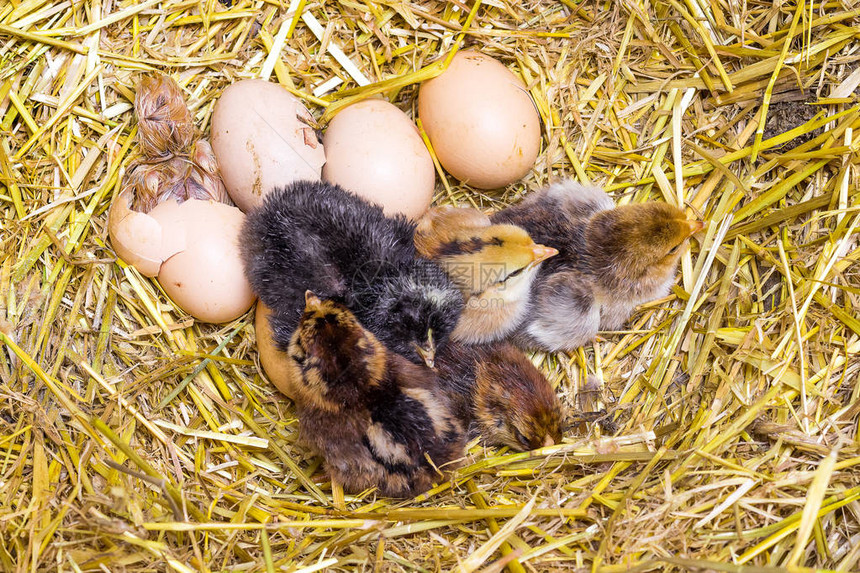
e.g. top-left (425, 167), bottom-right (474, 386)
top-left (124, 140), bottom-right (230, 213)
top-left (415, 205), bottom-right (557, 344)
top-left (492, 180), bottom-right (704, 352)
top-left (134, 74), bottom-right (196, 158)
top-left (435, 340), bottom-right (564, 451)
top-left (126, 74), bottom-right (231, 213)
top-left (286, 291), bottom-right (465, 498)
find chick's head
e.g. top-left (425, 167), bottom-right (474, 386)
top-left (287, 292), bottom-right (386, 410)
top-left (587, 202), bottom-right (703, 291)
top-left (474, 356), bottom-right (564, 451)
top-left (415, 205), bottom-right (492, 257)
top-left (371, 262), bottom-right (464, 367)
top-left (416, 208), bottom-right (557, 296)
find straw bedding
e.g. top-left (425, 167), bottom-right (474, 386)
top-left (1, 0), bottom-right (859, 571)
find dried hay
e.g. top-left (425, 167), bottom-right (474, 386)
top-left (1, 0), bottom-right (859, 571)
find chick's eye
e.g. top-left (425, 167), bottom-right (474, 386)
top-left (290, 340), bottom-right (308, 365)
top-left (495, 267), bottom-right (525, 286)
top-left (512, 427), bottom-right (531, 449)
top-left (667, 243), bottom-right (683, 256)
top-left (291, 349), bottom-right (306, 365)
top-left (506, 267), bottom-right (525, 280)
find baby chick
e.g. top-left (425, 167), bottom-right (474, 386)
top-left (435, 340), bottom-right (563, 451)
top-left (127, 74), bottom-right (230, 212)
top-left (134, 74), bottom-right (195, 158)
top-left (492, 180), bottom-right (704, 352)
top-left (242, 180), bottom-right (463, 367)
top-left (414, 206), bottom-right (557, 344)
top-left (287, 292), bottom-right (465, 497)
top-left (124, 140), bottom-right (229, 213)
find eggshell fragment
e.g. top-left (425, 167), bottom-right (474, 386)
top-left (107, 189), bottom-right (185, 277)
top-left (254, 303), bottom-right (295, 398)
top-left (152, 199), bottom-right (256, 323)
top-left (418, 51), bottom-right (541, 189)
top-left (212, 79), bottom-right (326, 211)
top-left (322, 99), bottom-right (435, 220)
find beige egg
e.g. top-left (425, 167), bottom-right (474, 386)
top-left (150, 199), bottom-right (256, 323)
top-left (254, 303), bottom-right (295, 398)
top-left (212, 79), bottom-right (326, 212)
top-left (418, 51), bottom-right (541, 189)
top-left (322, 99), bottom-right (435, 220)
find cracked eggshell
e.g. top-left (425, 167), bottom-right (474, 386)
top-left (322, 99), bottom-right (435, 220)
top-left (152, 199), bottom-right (256, 323)
top-left (108, 189), bottom-right (186, 277)
top-left (108, 193), bottom-right (254, 323)
top-left (254, 303), bottom-right (295, 398)
top-left (418, 51), bottom-right (541, 189)
top-left (212, 79), bottom-right (326, 212)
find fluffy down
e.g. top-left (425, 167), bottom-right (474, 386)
top-left (242, 180), bottom-right (463, 366)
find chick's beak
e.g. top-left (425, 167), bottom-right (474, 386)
top-left (415, 329), bottom-right (436, 368)
top-left (686, 220), bottom-right (705, 237)
top-left (531, 244), bottom-right (559, 263)
top-left (304, 290), bottom-right (322, 309)
top-left (543, 434), bottom-right (556, 448)
top-left (415, 344), bottom-right (435, 368)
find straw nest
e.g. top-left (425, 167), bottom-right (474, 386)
top-left (1, 0), bottom-right (859, 571)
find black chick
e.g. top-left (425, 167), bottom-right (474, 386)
top-left (287, 292), bottom-right (465, 497)
top-left (241, 180), bottom-right (463, 367)
top-left (492, 180), bottom-right (703, 352)
top-left (435, 340), bottom-right (564, 451)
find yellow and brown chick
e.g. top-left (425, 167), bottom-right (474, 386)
top-left (492, 180), bottom-right (704, 352)
top-left (415, 205), bottom-right (557, 344)
top-left (435, 340), bottom-right (563, 451)
top-left (286, 292), bottom-right (465, 498)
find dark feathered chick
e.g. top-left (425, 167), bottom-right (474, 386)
top-left (242, 181), bottom-right (463, 367)
top-left (415, 205), bottom-right (557, 344)
top-left (492, 180), bottom-right (704, 352)
top-left (286, 292), bottom-right (465, 497)
top-left (435, 340), bottom-right (563, 451)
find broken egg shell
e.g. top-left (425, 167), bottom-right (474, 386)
top-left (211, 79), bottom-right (326, 212)
top-left (154, 199), bottom-right (256, 324)
top-left (418, 51), bottom-right (541, 189)
top-left (109, 194), bottom-right (254, 323)
top-left (322, 99), bottom-right (435, 220)
top-left (108, 189), bottom-right (185, 277)
top-left (254, 303), bottom-right (296, 398)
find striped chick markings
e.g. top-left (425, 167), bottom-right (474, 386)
top-left (286, 292), bottom-right (465, 497)
top-left (414, 205), bottom-right (557, 345)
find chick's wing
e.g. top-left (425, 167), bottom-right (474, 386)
top-left (523, 270), bottom-right (601, 351)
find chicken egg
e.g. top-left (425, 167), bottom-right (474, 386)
top-left (108, 192), bottom-right (255, 323)
top-left (212, 79), bottom-right (326, 211)
top-left (418, 51), bottom-right (541, 189)
top-left (254, 303), bottom-right (294, 398)
top-left (153, 200), bottom-right (255, 323)
top-left (322, 99), bottom-right (435, 220)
